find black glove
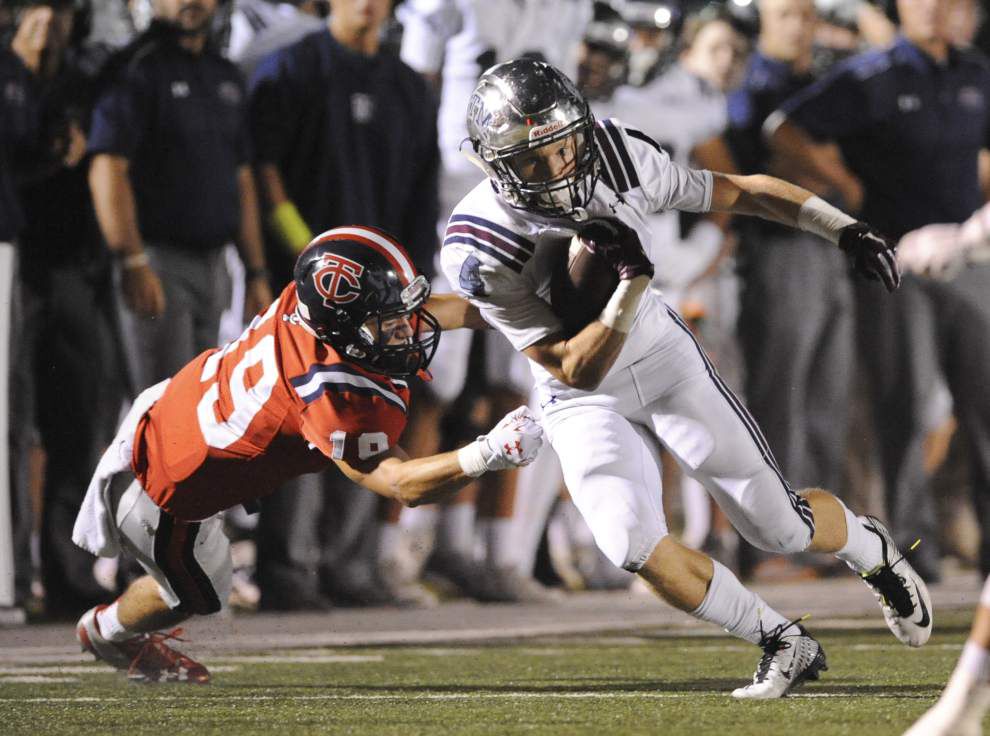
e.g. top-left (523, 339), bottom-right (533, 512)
top-left (838, 222), bottom-right (901, 292)
top-left (578, 218), bottom-right (654, 280)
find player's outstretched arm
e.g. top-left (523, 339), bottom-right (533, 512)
top-left (426, 293), bottom-right (489, 331)
top-left (709, 172), bottom-right (900, 291)
top-left (333, 406), bottom-right (543, 507)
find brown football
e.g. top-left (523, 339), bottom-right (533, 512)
top-left (550, 233), bottom-right (620, 336)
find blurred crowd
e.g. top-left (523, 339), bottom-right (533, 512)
top-left (2, 0), bottom-right (989, 620)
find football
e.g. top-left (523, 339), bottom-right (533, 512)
top-left (550, 230), bottom-right (621, 336)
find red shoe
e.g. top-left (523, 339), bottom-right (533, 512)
top-left (77, 606), bottom-right (210, 684)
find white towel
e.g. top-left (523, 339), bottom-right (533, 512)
top-left (72, 380), bottom-right (170, 557)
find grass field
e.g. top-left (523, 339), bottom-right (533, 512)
top-left (0, 612), bottom-right (976, 735)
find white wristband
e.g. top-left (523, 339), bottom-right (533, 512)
top-left (457, 440), bottom-right (489, 478)
top-left (797, 195), bottom-right (857, 245)
top-left (598, 275), bottom-right (650, 333)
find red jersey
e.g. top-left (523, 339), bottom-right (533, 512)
top-left (132, 284), bottom-right (410, 520)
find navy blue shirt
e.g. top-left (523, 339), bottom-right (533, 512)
top-left (0, 47), bottom-right (39, 241)
top-left (88, 23), bottom-right (250, 250)
top-left (727, 51), bottom-right (816, 177)
top-left (782, 37), bottom-right (990, 239)
top-left (248, 30), bottom-right (439, 280)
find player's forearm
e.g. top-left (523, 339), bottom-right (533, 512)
top-left (257, 162), bottom-right (312, 253)
top-left (710, 172), bottom-right (809, 226)
top-left (426, 293), bottom-right (489, 331)
top-left (361, 452), bottom-right (474, 507)
top-left (256, 162), bottom-right (289, 208)
top-left (532, 276), bottom-right (650, 391)
top-left (713, 172), bottom-right (859, 245)
top-left (555, 324), bottom-right (628, 391)
top-left (89, 154), bottom-right (143, 256)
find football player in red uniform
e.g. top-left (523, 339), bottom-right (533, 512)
top-left (72, 225), bottom-right (543, 683)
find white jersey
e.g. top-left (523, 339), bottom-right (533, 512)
top-left (593, 65), bottom-right (730, 296)
top-left (399, 0), bottom-right (593, 208)
top-left (439, 118), bottom-right (713, 402)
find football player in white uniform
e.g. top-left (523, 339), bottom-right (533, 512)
top-left (441, 57), bottom-right (931, 699)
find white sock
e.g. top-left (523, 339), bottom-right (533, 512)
top-left (691, 560), bottom-right (793, 645)
top-left (398, 504), bottom-right (437, 534)
top-left (377, 522), bottom-right (400, 562)
top-left (397, 505), bottom-right (438, 570)
top-left (979, 575), bottom-right (990, 607)
top-left (511, 438), bottom-right (564, 576)
top-left (680, 477), bottom-right (711, 550)
top-left (562, 499), bottom-right (596, 548)
top-left (958, 640), bottom-right (990, 682)
top-left (936, 641), bottom-right (990, 717)
top-left (834, 503), bottom-right (883, 574)
top-left (480, 517), bottom-right (516, 569)
top-left (96, 602), bottom-right (133, 643)
top-left (436, 503), bottom-right (476, 561)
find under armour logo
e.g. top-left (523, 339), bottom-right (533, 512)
top-left (503, 439), bottom-right (523, 456)
top-left (313, 253), bottom-right (365, 306)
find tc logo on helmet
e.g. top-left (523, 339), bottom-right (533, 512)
top-left (313, 253), bottom-right (365, 306)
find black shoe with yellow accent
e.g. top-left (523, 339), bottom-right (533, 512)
top-left (859, 515), bottom-right (933, 648)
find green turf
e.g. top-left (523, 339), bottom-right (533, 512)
top-left (0, 616), bottom-right (976, 735)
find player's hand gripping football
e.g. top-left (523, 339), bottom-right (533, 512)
top-left (838, 222), bottom-right (901, 292)
top-left (477, 405), bottom-right (544, 471)
top-left (577, 218), bottom-right (654, 281)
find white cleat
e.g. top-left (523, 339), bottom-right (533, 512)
top-left (903, 679), bottom-right (990, 736)
top-left (859, 516), bottom-right (933, 648)
top-left (732, 623), bottom-right (827, 699)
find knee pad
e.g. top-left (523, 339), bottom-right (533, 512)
top-left (740, 507), bottom-right (813, 554)
top-left (585, 505), bottom-right (666, 573)
top-left (715, 467), bottom-right (815, 555)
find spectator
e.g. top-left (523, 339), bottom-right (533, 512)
top-left (768, 0), bottom-right (990, 581)
top-left (1, 0), bottom-right (47, 614)
top-left (248, 0), bottom-right (441, 608)
top-left (723, 0), bottom-right (858, 579)
top-left (88, 0), bottom-right (271, 395)
top-left (13, 0), bottom-right (127, 618)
